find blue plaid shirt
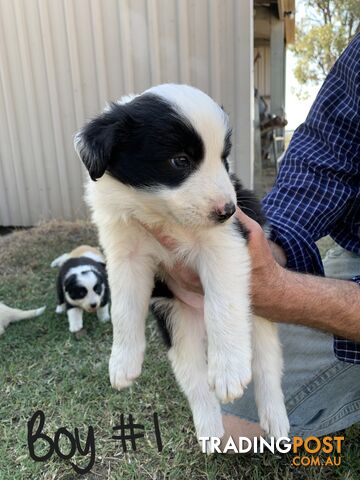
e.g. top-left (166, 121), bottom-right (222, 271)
top-left (262, 34), bottom-right (360, 364)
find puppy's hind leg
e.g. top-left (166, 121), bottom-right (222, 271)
top-left (56, 304), bottom-right (66, 314)
top-left (55, 272), bottom-right (66, 314)
top-left (153, 299), bottom-right (224, 450)
top-left (51, 253), bottom-right (70, 268)
top-left (252, 316), bottom-right (290, 438)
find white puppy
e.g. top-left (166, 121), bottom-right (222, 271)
top-left (75, 84), bottom-right (289, 446)
top-left (0, 303), bottom-right (45, 335)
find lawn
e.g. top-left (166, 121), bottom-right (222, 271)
top-left (0, 221), bottom-right (358, 479)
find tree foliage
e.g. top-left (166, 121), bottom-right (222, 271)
top-left (291, 0), bottom-right (360, 88)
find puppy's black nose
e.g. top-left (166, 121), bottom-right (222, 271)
top-left (214, 202), bottom-right (236, 222)
top-left (90, 303), bottom-right (97, 309)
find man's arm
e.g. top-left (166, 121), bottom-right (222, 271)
top-left (238, 209), bottom-right (360, 341)
top-left (261, 269), bottom-right (360, 340)
top-left (262, 34), bottom-right (360, 275)
top-left (153, 208), bottom-right (360, 341)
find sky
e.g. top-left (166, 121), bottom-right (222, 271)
top-left (285, 50), bottom-right (320, 130)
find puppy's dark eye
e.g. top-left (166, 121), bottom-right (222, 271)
top-left (94, 283), bottom-right (102, 294)
top-left (74, 287), bottom-right (87, 299)
top-left (170, 155), bottom-right (191, 170)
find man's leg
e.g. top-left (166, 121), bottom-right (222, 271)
top-left (222, 246), bottom-right (360, 439)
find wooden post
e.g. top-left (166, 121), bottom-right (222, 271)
top-left (270, 15), bottom-right (285, 117)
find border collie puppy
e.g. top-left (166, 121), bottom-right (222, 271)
top-left (51, 245), bottom-right (110, 333)
top-left (75, 84), bottom-right (289, 446)
top-left (0, 303), bottom-right (45, 335)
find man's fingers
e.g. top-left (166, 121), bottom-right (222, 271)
top-left (235, 207), bottom-right (262, 233)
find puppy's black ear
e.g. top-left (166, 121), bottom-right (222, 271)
top-left (74, 103), bottom-right (126, 181)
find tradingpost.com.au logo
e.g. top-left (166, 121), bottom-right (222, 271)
top-left (200, 435), bottom-right (344, 467)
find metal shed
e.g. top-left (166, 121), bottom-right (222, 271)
top-left (0, 0), bottom-right (295, 226)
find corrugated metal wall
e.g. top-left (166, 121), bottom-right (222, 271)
top-left (0, 0), bottom-right (252, 226)
top-left (254, 46), bottom-right (271, 99)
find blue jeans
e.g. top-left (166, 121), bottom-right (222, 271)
top-left (222, 246), bottom-right (360, 436)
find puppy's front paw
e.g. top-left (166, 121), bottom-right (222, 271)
top-left (208, 351), bottom-right (252, 403)
top-left (259, 401), bottom-right (290, 439)
top-left (109, 345), bottom-right (144, 390)
top-left (56, 304), bottom-right (65, 314)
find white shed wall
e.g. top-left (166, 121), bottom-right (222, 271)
top-left (0, 0), bottom-right (254, 226)
top-left (254, 45), bottom-right (271, 99)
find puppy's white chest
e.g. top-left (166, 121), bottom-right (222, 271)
top-left (149, 226), bottom-right (202, 270)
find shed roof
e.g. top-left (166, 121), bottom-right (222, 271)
top-left (254, 0), bottom-right (295, 44)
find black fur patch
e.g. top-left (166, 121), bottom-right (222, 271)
top-left (152, 280), bottom-right (174, 299)
top-left (151, 280), bottom-right (173, 347)
top-left (78, 94), bottom-right (205, 188)
top-left (230, 174), bottom-right (266, 241)
top-left (222, 129), bottom-right (232, 171)
top-left (231, 174), bottom-right (266, 226)
top-left (233, 218), bottom-right (250, 241)
top-left (64, 274), bottom-right (87, 300)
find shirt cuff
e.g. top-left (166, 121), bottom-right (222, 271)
top-left (267, 218), bottom-right (324, 275)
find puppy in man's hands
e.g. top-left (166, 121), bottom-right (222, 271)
top-left (51, 245), bottom-right (110, 333)
top-left (75, 84), bottom-right (289, 447)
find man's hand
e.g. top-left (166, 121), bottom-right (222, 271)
top-left (150, 210), bottom-right (360, 341)
top-left (235, 212), bottom-right (360, 340)
top-left (152, 208), bottom-right (288, 315)
top-left (235, 208), bottom-right (287, 316)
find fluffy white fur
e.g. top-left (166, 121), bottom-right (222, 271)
top-left (78, 84), bottom-right (290, 446)
top-left (0, 303), bottom-right (45, 335)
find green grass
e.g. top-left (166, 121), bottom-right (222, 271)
top-left (0, 221), bottom-right (358, 479)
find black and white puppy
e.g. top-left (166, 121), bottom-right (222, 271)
top-left (51, 245), bottom-right (110, 332)
top-left (75, 84), bottom-right (289, 446)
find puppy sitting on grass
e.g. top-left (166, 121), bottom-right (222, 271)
top-left (51, 245), bottom-right (110, 333)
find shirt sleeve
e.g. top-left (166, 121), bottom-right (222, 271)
top-left (262, 34), bottom-right (360, 274)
